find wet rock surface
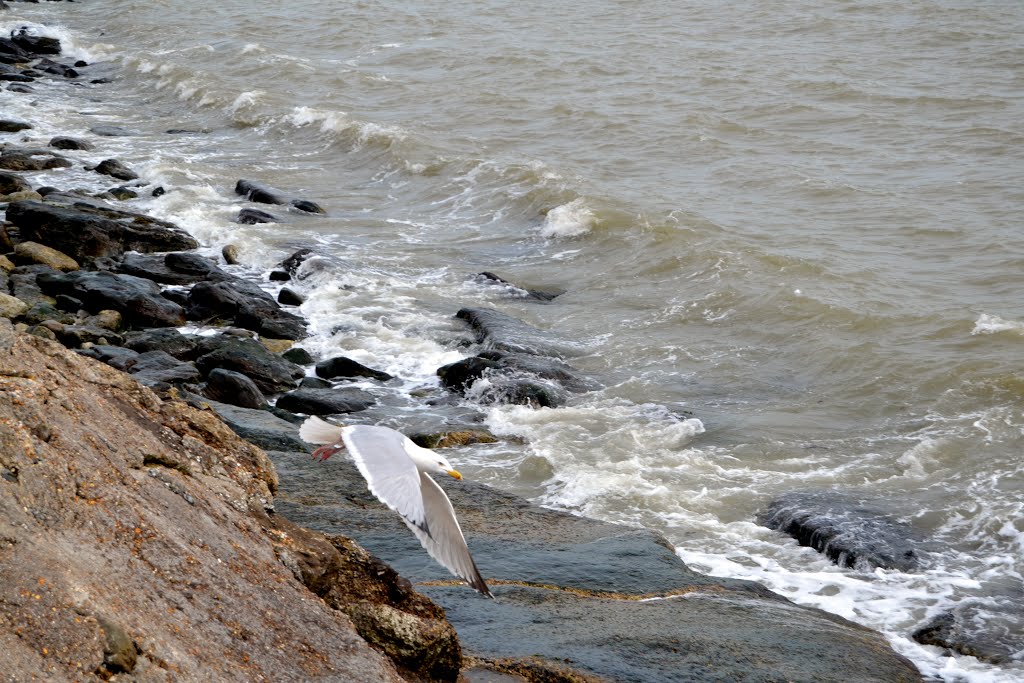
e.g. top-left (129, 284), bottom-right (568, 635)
top-left (235, 178), bottom-right (326, 214)
top-left (757, 490), bottom-right (923, 572)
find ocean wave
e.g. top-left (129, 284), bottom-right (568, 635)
top-left (540, 198), bottom-right (597, 238)
top-left (972, 314), bottom-right (1024, 336)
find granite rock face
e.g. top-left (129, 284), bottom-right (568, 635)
top-left (0, 321), bottom-right (459, 682)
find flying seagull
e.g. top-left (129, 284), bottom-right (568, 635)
top-left (299, 416), bottom-right (493, 598)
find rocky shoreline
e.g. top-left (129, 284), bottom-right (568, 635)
top-left (1, 8), bottom-right (928, 682)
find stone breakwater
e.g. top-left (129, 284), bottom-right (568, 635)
top-left (0, 9), bottom-right (925, 682)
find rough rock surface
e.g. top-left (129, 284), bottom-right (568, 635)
top-left (272, 450), bottom-right (923, 683)
top-left (0, 321), bottom-right (459, 682)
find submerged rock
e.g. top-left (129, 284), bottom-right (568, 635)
top-left (475, 271), bottom-right (562, 302)
top-left (455, 307), bottom-right (580, 358)
top-left (49, 135), bottom-right (94, 151)
top-left (0, 147), bottom-right (72, 171)
top-left (235, 179), bottom-right (326, 214)
top-left (757, 491), bottom-right (922, 572)
top-left (316, 355), bottom-right (394, 382)
top-left (93, 158), bottom-right (139, 181)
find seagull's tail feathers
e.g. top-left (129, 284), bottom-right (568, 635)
top-left (299, 415), bottom-right (345, 445)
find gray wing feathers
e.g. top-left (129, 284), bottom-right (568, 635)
top-left (405, 473), bottom-right (492, 597)
top-left (343, 425), bottom-right (428, 532)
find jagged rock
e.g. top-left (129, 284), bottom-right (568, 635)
top-left (49, 135), bottom-right (93, 150)
top-left (235, 179), bottom-right (325, 214)
top-left (5, 200), bottom-right (198, 261)
top-left (475, 271), bottom-right (562, 301)
top-left (186, 278), bottom-right (307, 340)
top-left (37, 270), bottom-right (186, 328)
top-left (275, 387), bottom-right (377, 416)
top-left (93, 158), bottom-right (138, 181)
top-left (0, 119), bottom-right (31, 132)
top-left (126, 350), bottom-right (201, 386)
top-left (194, 336), bottom-right (305, 394)
top-left (757, 491), bottom-right (922, 572)
top-left (32, 58), bottom-right (77, 78)
top-left (76, 344), bottom-right (141, 371)
top-left (115, 251), bottom-right (226, 285)
top-left (237, 207), bottom-right (279, 224)
top-left (12, 241), bottom-right (79, 272)
top-left (455, 307), bottom-right (579, 358)
top-left (316, 356), bottom-right (394, 382)
top-left (194, 395), bottom-right (310, 452)
top-left (10, 30), bottom-right (61, 55)
top-left (50, 323), bottom-right (124, 348)
top-left (279, 247), bottom-right (315, 276)
top-left (124, 328), bottom-right (198, 359)
top-left (8, 265), bottom-right (57, 306)
top-left (0, 147), bottom-right (72, 171)
top-left (204, 368), bottom-right (267, 409)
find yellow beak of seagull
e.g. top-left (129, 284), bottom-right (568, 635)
top-left (447, 469), bottom-right (463, 480)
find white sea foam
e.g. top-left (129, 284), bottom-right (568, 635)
top-left (286, 106), bottom-right (408, 147)
top-left (972, 314), bottom-right (1024, 336)
top-left (540, 198), bottom-right (596, 238)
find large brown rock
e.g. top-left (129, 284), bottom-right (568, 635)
top-left (0, 321), bottom-right (459, 682)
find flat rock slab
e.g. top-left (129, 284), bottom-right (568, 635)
top-left (271, 451), bottom-right (922, 683)
top-left (6, 200), bottom-right (198, 262)
top-left (757, 490), bottom-right (924, 572)
top-left (275, 387), bottom-right (377, 415)
top-left (455, 307), bottom-right (582, 358)
top-left (196, 396), bottom-right (310, 453)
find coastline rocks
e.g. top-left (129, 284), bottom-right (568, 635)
top-left (235, 179), bottom-right (326, 214)
top-left (475, 271), bottom-right (562, 302)
top-left (273, 451), bottom-right (923, 683)
top-left (0, 170), bottom-right (32, 195)
top-left (93, 158), bottom-right (139, 181)
top-left (49, 135), bottom-right (93, 150)
top-left (204, 367), bottom-right (268, 409)
top-left (186, 278), bottom-right (307, 340)
top-left (911, 604), bottom-right (1021, 664)
top-left (193, 335), bottom-right (305, 394)
top-left (316, 355), bottom-right (394, 382)
top-left (757, 491), bottom-right (922, 572)
top-left (0, 291), bottom-right (28, 319)
top-left (37, 270), bottom-right (186, 328)
top-left (115, 251), bottom-right (226, 285)
top-left (12, 241), bottom-right (79, 271)
top-left (126, 349), bottom-right (202, 386)
top-left (237, 207), bottom-right (279, 224)
top-left (277, 286), bottom-right (304, 306)
top-left (455, 307), bottom-right (579, 358)
top-left (0, 147), bottom-right (72, 171)
top-left (6, 200), bottom-right (199, 262)
top-left (0, 119), bottom-right (31, 133)
top-left (194, 395), bottom-right (310, 453)
top-left (275, 387), bottom-right (377, 415)
top-left (10, 30), bottom-right (61, 56)
top-left (124, 327), bottom-right (198, 358)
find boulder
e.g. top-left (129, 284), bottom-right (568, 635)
top-left (455, 307), bottom-right (580, 358)
top-left (5, 200), bottom-right (198, 262)
top-left (12, 241), bottom-right (79, 271)
top-left (32, 58), bottom-right (77, 78)
top-left (0, 170), bottom-right (31, 195)
top-left (911, 603), bottom-right (1021, 664)
top-left (193, 395), bottom-right (311, 453)
top-left (0, 119), bottom-right (31, 133)
top-left (115, 251), bottom-right (226, 285)
top-left (282, 346), bottom-right (314, 365)
top-left (474, 378), bottom-right (566, 408)
top-left (0, 291), bottom-right (28, 319)
top-left (126, 350), bottom-right (202, 386)
top-left (237, 207), bottom-right (279, 224)
top-left (49, 135), bottom-right (93, 150)
top-left (279, 247), bottom-right (315, 276)
top-left (316, 356), bottom-right (394, 382)
top-left (221, 243), bottom-right (241, 264)
top-left (124, 328), bottom-right (199, 359)
top-left (186, 277), bottom-right (307, 340)
top-left (235, 179), bottom-right (325, 214)
top-left (37, 270), bottom-right (186, 328)
top-left (194, 336), bottom-right (305, 394)
top-left (275, 387), bottom-right (376, 415)
top-left (204, 367), bottom-right (267, 409)
top-left (93, 158), bottom-right (138, 181)
top-left (0, 147), bottom-right (72, 171)
top-left (10, 30), bottom-right (61, 55)
top-left (8, 265), bottom-right (57, 306)
top-left (76, 344), bottom-right (141, 371)
top-left (277, 286), bottom-right (304, 306)
top-left (0, 37), bottom-right (31, 64)
top-left (757, 491), bottom-right (922, 572)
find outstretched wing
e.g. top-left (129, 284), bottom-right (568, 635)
top-left (403, 473), bottom-right (493, 598)
top-left (342, 425), bottom-right (429, 534)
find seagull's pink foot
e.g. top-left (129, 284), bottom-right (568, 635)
top-left (312, 444), bottom-right (343, 461)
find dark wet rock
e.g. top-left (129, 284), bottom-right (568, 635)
top-left (115, 251), bottom-right (226, 285)
top-left (0, 170), bottom-right (31, 194)
top-left (8, 265), bottom-right (57, 306)
top-left (478, 350), bottom-right (598, 393)
top-left (456, 307), bottom-right (579, 358)
top-left (235, 179), bottom-right (326, 214)
top-left (911, 603), bottom-right (1021, 665)
top-left (0, 223), bottom-right (13, 251)
top-left (20, 301), bottom-right (73, 325)
top-left (438, 350), bottom-right (595, 399)
top-left (193, 336), bottom-right (305, 394)
top-left (272, 452), bottom-right (923, 683)
top-left (126, 350), bottom-right (202, 386)
top-left (93, 158), bottom-right (138, 181)
top-left (89, 125), bottom-right (134, 137)
top-left (6, 82), bottom-right (34, 92)
top-left (37, 270), bottom-right (186, 328)
top-left (50, 323), bottom-right (124, 348)
top-left (10, 30), bottom-right (60, 56)
top-left (0, 37), bottom-right (31, 64)
top-left (106, 186), bottom-right (137, 200)
top-left (123, 328), bottom-right (199, 359)
top-left (299, 376), bottom-right (333, 389)
top-left (269, 269), bottom-right (290, 281)
top-left (0, 118), bottom-right (31, 132)
top-left (6, 200), bottom-right (198, 262)
top-left (165, 128), bottom-right (209, 135)
top-left (475, 272), bottom-right (562, 302)
top-left (282, 346), bottom-right (314, 365)
top-left (191, 394), bottom-right (310, 452)
top-left (275, 387), bottom-right (377, 416)
top-left (151, 185), bottom-right (165, 197)
top-left (0, 147), bottom-right (72, 171)
top-left (277, 286), bottom-right (304, 306)
top-left (186, 278), bottom-right (307, 340)
top-left (204, 368), bottom-right (267, 409)
top-left (316, 356), bottom-right (394, 382)
top-left (54, 293), bottom-right (83, 312)
top-left (757, 491), bottom-right (922, 572)
top-left (476, 378), bottom-right (566, 408)
top-left (237, 207), bottom-right (279, 224)
top-left (76, 344), bottom-right (141, 372)
top-left (437, 356), bottom-right (501, 393)
top-left (33, 58), bottom-right (77, 78)
top-left (279, 247), bottom-right (315, 276)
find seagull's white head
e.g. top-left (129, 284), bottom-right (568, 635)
top-left (407, 442), bottom-right (462, 480)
